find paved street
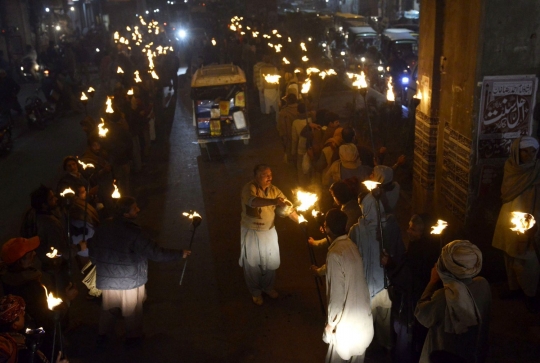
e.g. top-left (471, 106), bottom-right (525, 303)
top-left (0, 72), bottom-right (539, 363)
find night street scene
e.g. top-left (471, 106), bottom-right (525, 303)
top-left (0, 0), bottom-right (540, 362)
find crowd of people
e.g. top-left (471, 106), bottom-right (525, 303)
top-left (0, 9), bottom-right (539, 363)
top-left (0, 21), bottom-right (188, 361)
top-left (236, 21), bottom-right (540, 363)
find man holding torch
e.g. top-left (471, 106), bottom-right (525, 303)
top-left (312, 209), bottom-right (373, 363)
top-left (492, 136), bottom-right (540, 313)
top-left (89, 196), bottom-right (190, 344)
top-left (240, 164), bottom-right (298, 306)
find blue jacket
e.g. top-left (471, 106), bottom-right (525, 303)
top-left (89, 217), bottom-right (183, 290)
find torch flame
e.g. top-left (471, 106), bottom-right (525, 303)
top-left (46, 247), bottom-right (60, 258)
top-left (114, 31), bottom-right (119, 40)
top-left (98, 118), bottom-right (109, 137)
top-left (352, 71), bottom-right (368, 89)
top-left (43, 285), bottom-right (63, 310)
top-left (295, 190), bottom-right (318, 211)
top-left (211, 38), bottom-right (217, 46)
top-left (87, 87), bottom-right (95, 93)
top-left (414, 89), bottom-right (423, 100)
top-left (311, 209), bottom-right (320, 218)
top-left (150, 70), bottom-right (159, 79)
top-left (127, 88), bottom-right (134, 96)
top-left (282, 57), bottom-right (290, 65)
top-left (60, 188), bottom-right (75, 197)
top-left (134, 70), bottom-right (142, 83)
top-left (298, 214), bottom-right (307, 224)
top-left (301, 78), bottom-right (311, 94)
top-left (306, 67), bottom-right (320, 75)
top-left (182, 211), bottom-right (202, 219)
top-left (510, 212), bottom-right (536, 234)
top-left (386, 77), bottom-right (395, 102)
top-left (264, 74), bottom-right (281, 84)
top-left (300, 42), bottom-right (307, 52)
top-left (111, 181), bottom-right (121, 199)
top-left (362, 180), bottom-right (380, 191)
top-left (430, 220), bottom-right (448, 235)
top-left (105, 96), bottom-right (114, 113)
top-left (117, 66), bottom-right (124, 74)
top-left (78, 160), bottom-right (94, 170)
top-left (301, 56), bottom-right (309, 62)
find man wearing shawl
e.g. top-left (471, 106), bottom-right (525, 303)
top-left (492, 136), bottom-right (540, 313)
top-left (415, 240), bottom-right (491, 363)
top-left (318, 209), bottom-right (373, 363)
top-left (349, 189), bottom-right (405, 351)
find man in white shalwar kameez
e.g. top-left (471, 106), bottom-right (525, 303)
top-left (313, 209), bottom-right (373, 363)
top-left (239, 164), bottom-right (298, 305)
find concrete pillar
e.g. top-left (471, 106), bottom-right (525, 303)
top-left (413, 0), bottom-right (540, 244)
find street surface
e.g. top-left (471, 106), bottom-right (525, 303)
top-left (0, 72), bottom-right (539, 362)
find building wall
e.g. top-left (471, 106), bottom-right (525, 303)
top-left (413, 0), bottom-right (540, 270)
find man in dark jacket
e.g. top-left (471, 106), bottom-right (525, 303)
top-left (89, 196), bottom-right (190, 344)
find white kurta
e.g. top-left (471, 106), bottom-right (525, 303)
top-left (239, 181), bottom-right (286, 270)
top-left (326, 235), bottom-right (374, 360)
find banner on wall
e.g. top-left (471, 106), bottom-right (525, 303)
top-left (477, 75), bottom-right (538, 164)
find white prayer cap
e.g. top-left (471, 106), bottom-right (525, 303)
top-left (519, 136), bottom-right (539, 150)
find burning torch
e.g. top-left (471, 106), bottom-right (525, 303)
top-left (60, 188), bottom-right (75, 277)
top-left (510, 212), bottom-right (539, 261)
top-left (179, 210), bottom-right (202, 285)
top-left (43, 285), bottom-right (65, 363)
top-left (78, 159), bottom-right (96, 250)
top-left (80, 92), bottom-right (88, 115)
top-left (430, 219), bottom-right (448, 251)
top-left (296, 190), bottom-right (325, 316)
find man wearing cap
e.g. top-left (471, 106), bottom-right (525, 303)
top-left (240, 164), bottom-right (299, 306)
top-left (415, 240), bottom-right (491, 363)
top-left (492, 136), bottom-right (540, 313)
top-left (323, 127), bottom-right (372, 189)
top-left (311, 209), bottom-right (373, 363)
top-left (89, 196), bottom-right (190, 344)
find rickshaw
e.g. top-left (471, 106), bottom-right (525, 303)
top-left (191, 64), bottom-right (250, 157)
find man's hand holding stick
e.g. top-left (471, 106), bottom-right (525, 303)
top-left (179, 211), bottom-right (201, 285)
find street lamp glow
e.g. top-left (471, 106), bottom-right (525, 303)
top-left (70, 7), bottom-right (75, 11)
top-left (45, 7), bottom-right (50, 12)
top-left (55, 25), bottom-right (61, 31)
